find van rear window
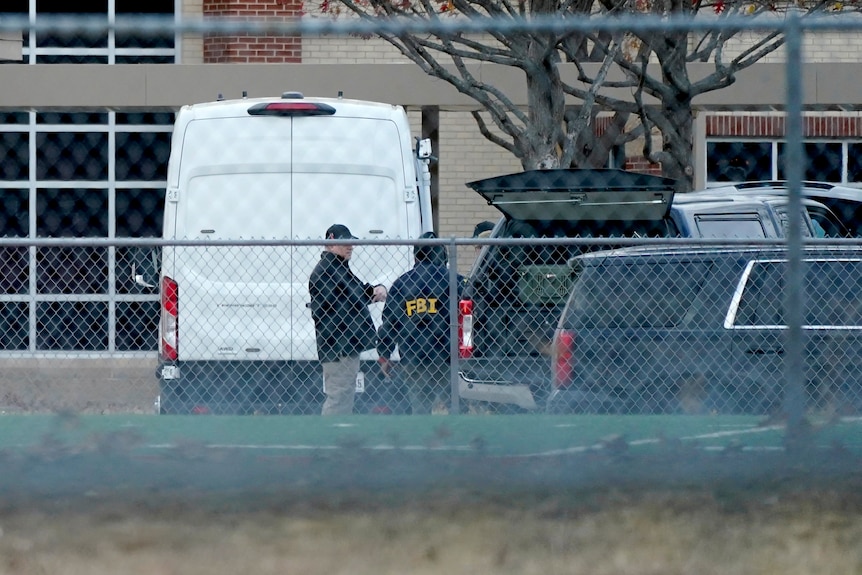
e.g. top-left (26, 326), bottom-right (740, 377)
top-left (570, 260), bottom-right (712, 328)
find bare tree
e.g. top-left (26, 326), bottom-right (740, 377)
top-left (320, 0), bottom-right (854, 190)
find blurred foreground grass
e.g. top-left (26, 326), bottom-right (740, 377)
top-left (0, 413), bottom-right (860, 574)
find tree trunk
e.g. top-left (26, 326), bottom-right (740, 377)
top-left (520, 45), bottom-right (566, 170)
top-left (659, 97), bottom-right (695, 193)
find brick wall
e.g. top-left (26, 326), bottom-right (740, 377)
top-left (203, 0), bottom-right (303, 63)
top-left (707, 113), bottom-right (862, 137)
top-left (623, 158), bottom-right (662, 175)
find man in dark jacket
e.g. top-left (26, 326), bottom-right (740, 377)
top-left (309, 224), bottom-right (387, 415)
top-left (377, 232), bottom-right (461, 414)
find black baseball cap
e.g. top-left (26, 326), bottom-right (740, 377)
top-left (325, 224), bottom-right (357, 240)
top-left (414, 231), bottom-right (447, 265)
top-left (472, 220), bottom-right (495, 238)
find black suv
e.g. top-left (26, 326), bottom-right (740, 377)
top-left (707, 181), bottom-right (861, 237)
top-left (457, 169), bottom-right (816, 411)
top-left (550, 244), bottom-right (862, 415)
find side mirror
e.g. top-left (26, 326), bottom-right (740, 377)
top-left (416, 137), bottom-right (433, 160)
top-left (132, 248), bottom-right (160, 290)
top-left (133, 264), bottom-right (157, 289)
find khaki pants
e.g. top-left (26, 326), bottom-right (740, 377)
top-left (321, 356), bottom-right (361, 415)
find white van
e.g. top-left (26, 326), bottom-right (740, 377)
top-left (141, 92), bottom-right (433, 414)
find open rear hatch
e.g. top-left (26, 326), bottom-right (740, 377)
top-left (466, 168), bottom-right (676, 222)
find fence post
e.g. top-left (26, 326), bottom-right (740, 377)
top-left (448, 238), bottom-right (461, 415)
top-left (783, 12), bottom-right (808, 446)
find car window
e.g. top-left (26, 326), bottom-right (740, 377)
top-left (770, 206), bottom-right (814, 238)
top-left (816, 198), bottom-right (862, 237)
top-left (806, 206), bottom-right (847, 238)
top-left (694, 215), bottom-right (768, 238)
top-left (567, 260), bottom-right (713, 329)
top-left (735, 259), bottom-right (862, 327)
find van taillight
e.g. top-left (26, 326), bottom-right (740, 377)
top-left (458, 299), bottom-right (473, 358)
top-left (247, 102), bottom-right (336, 116)
top-left (161, 276), bottom-right (178, 361)
top-left (553, 329), bottom-right (575, 389)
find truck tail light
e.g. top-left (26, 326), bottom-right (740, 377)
top-left (458, 299), bottom-right (474, 358)
top-left (552, 329), bottom-right (575, 389)
top-left (161, 276), bottom-right (178, 361)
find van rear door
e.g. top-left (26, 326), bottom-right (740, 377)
top-left (178, 170), bottom-right (294, 362)
top-left (172, 111), bottom-right (295, 362)
top-left (174, 108), bottom-right (417, 363)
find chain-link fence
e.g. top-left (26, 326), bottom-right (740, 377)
top-left (0, 10), bottom-right (862, 495)
top-left (3, 14), bottom-right (862, 575)
top-left (3, 231), bottom-right (862, 423)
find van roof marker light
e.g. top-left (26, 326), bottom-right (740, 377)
top-left (247, 102), bottom-right (336, 117)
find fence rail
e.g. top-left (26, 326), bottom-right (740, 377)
top-left (0, 236), bottom-right (860, 427)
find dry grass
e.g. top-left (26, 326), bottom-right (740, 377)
top-left (0, 485), bottom-right (860, 575)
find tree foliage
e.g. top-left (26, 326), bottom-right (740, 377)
top-left (321, 0), bottom-right (859, 190)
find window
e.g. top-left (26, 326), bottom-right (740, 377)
top-left (11, 1), bottom-right (176, 64)
top-left (694, 215), bottom-right (767, 239)
top-left (0, 7), bottom-right (176, 356)
top-left (574, 260), bottom-right (712, 329)
top-left (778, 142), bottom-right (842, 182)
top-left (707, 140), bottom-right (862, 185)
top-left (735, 259), bottom-right (862, 327)
top-left (0, 111), bottom-right (172, 354)
top-left (707, 141), bottom-right (772, 182)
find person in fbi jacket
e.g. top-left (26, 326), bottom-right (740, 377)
top-left (377, 232), bottom-right (463, 414)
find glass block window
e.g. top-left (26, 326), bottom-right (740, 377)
top-left (0, 133), bottom-right (29, 180)
top-left (778, 142), bottom-right (843, 182)
top-left (36, 133), bottom-right (110, 180)
top-left (0, 110), bottom-right (172, 355)
top-left (12, 0), bottom-right (176, 64)
top-left (707, 141), bottom-right (772, 182)
top-left (707, 140), bottom-right (862, 185)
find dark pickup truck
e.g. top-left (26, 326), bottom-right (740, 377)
top-left (456, 168), bottom-right (815, 412)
